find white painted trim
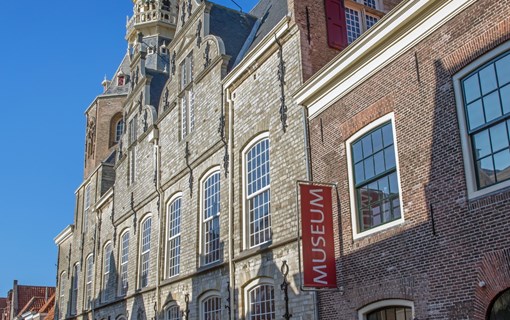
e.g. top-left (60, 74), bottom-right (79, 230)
top-left (223, 16), bottom-right (290, 89)
top-left (358, 299), bottom-right (414, 320)
top-left (345, 113), bottom-right (405, 240)
top-left (199, 167), bottom-right (221, 266)
top-left (453, 41), bottom-right (510, 199)
top-left (138, 213), bottom-right (153, 288)
top-left (54, 225), bottom-right (74, 245)
top-left (295, 0), bottom-right (477, 118)
top-left (241, 132), bottom-right (270, 249)
top-left (165, 192), bottom-right (183, 279)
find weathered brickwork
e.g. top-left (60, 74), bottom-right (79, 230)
top-left (306, 0), bottom-right (510, 319)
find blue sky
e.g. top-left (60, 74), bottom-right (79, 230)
top-left (0, 0), bottom-right (258, 297)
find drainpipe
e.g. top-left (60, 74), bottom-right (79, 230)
top-left (226, 88), bottom-right (235, 320)
top-left (152, 125), bottom-right (163, 320)
top-left (301, 106), bottom-right (318, 320)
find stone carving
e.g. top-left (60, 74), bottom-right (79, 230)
top-left (86, 116), bottom-right (96, 157)
top-left (196, 20), bottom-right (202, 47)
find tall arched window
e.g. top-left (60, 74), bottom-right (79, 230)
top-left (70, 263), bottom-right (79, 315)
top-left (247, 283), bottom-right (275, 320)
top-left (115, 119), bottom-right (125, 143)
top-left (59, 272), bottom-right (66, 319)
top-left (167, 197), bottom-right (181, 278)
top-left (102, 242), bottom-right (112, 302)
top-left (244, 134), bottom-right (271, 248)
top-left (201, 294), bottom-right (221, 320)
top-left (119, 230), bottom-right (130, 295)
top-left (140, 216), bottom-right (152, 288)
top-left (85, 254), bottom-right (93, 309)
top-left (202, 171), bottom-right (220, 265)
top-left (165, 304), bottom-right (180, 320)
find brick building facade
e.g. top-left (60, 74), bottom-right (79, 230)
top-left (296, 0), bottom-right (510, 319)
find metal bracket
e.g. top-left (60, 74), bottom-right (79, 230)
top-left (281, 260), bottom-right (292, 320)
top-left (182, 294), bottom-right (190, 320)
top-left (275, 36), bottom-right (287, 132)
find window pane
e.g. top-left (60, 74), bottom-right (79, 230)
top-left (480, 64), bottom-right (498, 95)
top-left (490, 122), bottom-right (509, 152)
top-left (364, 158), bottom-right (375, 180)
top-left (483, 91), bottom-right (502, 122)
top-left (494, 149), bottom-right (510, 182)
top-left (478, 157), bottom-right (496, 188)
top-left (345, 8), bottom-right (361, 44)
top-left (501, 84), bottom-right (510, 115)
top-left (203, 172), bottom-right (221, 265)
top-left (472, 130), bottom-right (491, 159)
top-left (467, 99), bottom-right (485, 130)
top-left (355, 162), bottom-right (365, 184)
top-left (374, 151), bottom-right (385, 175)
top-left (382, 124), bottom-right (393, 147)
top-left (372, 128), bottom-right (383, 152)
top-left (384, 145), bottom-right (396, 170)
top-left (362, 135), bottom-right (373, 156)
top-left (353, 141), bottom-right (363, 162)
top-left (464, 73), bottom-right (481, 103)
top-left (496, 54), bottom-right (510, 86)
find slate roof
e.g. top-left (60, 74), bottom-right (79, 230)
top-left (246, 0), bottom-right (288, 53)
top-left (103, 54), bottom-right (131, 96)
top-left (146, 69), bottom-right (169, 110)
top-left (208, 3), bottom-right (257, 71)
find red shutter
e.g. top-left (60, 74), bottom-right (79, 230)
top-left (325, 0), bottom-right (348, 50)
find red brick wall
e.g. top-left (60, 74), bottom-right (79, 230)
top-left (308, 0), bottom-right (510, 319)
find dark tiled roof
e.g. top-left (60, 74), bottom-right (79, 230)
top-left (245, 0), bottom-right (288, 53)
top-left (146, 69), bottom-right (169, 111)
top-left (208, 3), bottom-right (257, 71)
top-left (103, 54), bottom-right (131, 96)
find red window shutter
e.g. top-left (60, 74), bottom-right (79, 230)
top-left (325, 0), bottom-right (348, 50)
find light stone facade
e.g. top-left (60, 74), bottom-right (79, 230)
top-left (54, 0), bottom-right (400, 319)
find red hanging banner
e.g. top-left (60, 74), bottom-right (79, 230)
top-left (300, 184), bottom-right (337, 289)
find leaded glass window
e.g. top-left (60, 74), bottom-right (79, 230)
top-left (202, 296), bottom-right (221, 320)
top-left (246, 138), bottom-right (271, 247)
top-left (167, 198), bottom-right (181, 277)
top-left (461, 51), bottom-right (510, 189)
top-left (352, 122), bottom-right (400, 232)
top-left (102, 243), bottom-right (112, 302)
top-left (489, 288), bottom-right (510, 320)
top-left (166, 305), bottom-right (180, 320)
top-left (203, 172), bottom-right (220, 265)
top-left (367, 306), bottom-right (412, 320)
top-left (140, 217), bottom-right (151, 288)
top-left (248, 285), bottom-right (275, 320)
top-left (85, 255), bottom-right (93, 309)
top-left (70, 263), bottom-right (79, 315)
top-left (119, 231), bottom-right (130, 295)
top-left (345, 7), bottom-right (361, 44)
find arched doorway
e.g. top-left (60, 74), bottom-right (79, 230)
top-left (488, 288), bottom-right (510, 320)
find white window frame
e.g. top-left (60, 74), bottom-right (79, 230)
top-left (83, 183), bottom-right (91, 233)
top-left (199, 291), bottom-right (222, 320)
top-left (139, 215), bottom-right (152, 288)
top-left (244, 278), bottom-right (276, 320)
top-left (242, 132), bottom-right (271, 249)
top-left (180, 52), bottom-right (194, 139)
top-left (358, 299), bottom-right (414, 320)
top-left (118, 230), bottom-right (130, 296)
top-left (85, 254), bottom-right (93, 310)
top-left (200, 168), bottom-right (221, 266)
top-left (346, 113), bottom-right (404, 240)
top-left (102, 242), bottom-right (112, 302)
top-left (345, 1), bottom-right (382, 44)
top-left (453, 41), bottom-right (510, 199)
top-left (70, 263), bottom-right (79, 315)
top-left (166, 193), bottom-right (182, 278)
top-left (59, 272), bottom-right (67, 319)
